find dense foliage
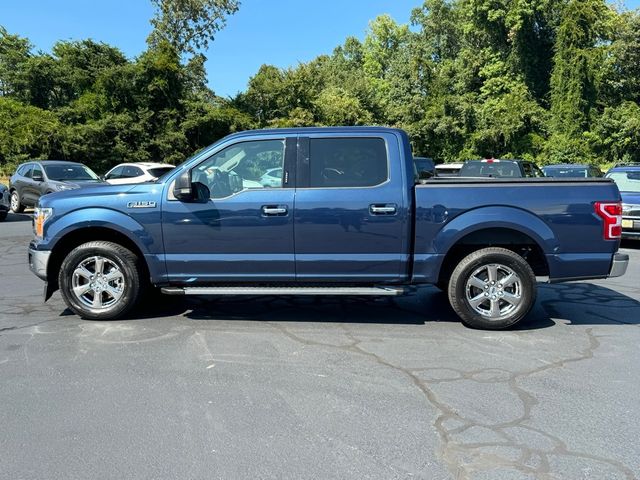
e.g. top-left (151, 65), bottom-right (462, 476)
top-left (1, 0), bottom-right (639, 176)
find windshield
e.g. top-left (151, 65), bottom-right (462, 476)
top-left (607, 171), bottom-right (640, 192)
top-left (44, 164), bottom-right (100, 181)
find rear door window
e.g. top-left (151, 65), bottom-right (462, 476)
top-left (123, 166), bottom-right (143, 178)
top-left (308, 138), bottom-right (388, 188)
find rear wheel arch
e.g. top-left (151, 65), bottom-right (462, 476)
top-left (436, 227), bottom-right (549, 289)
top-left (448, 246), bottom-right (537, 329)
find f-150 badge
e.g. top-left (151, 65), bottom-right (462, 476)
top-left (127, 201), bottom-right (157, 209)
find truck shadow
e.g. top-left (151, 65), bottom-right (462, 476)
top-left (129, 282), bottom-right (640, 330)
top-left (536, 283), bottom-right (640, 326)
top-left (2, 212), bottom-right (32, 223)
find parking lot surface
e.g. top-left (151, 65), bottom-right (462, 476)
top-left (1, 213), bottom-right (639, 480)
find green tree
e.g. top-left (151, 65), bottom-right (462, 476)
top-left (550, 0), bottom-right (612, 137)
top-left (0, 27), bottom-right (31, 97)
top-left (148, 0), bottom-right (240, 56)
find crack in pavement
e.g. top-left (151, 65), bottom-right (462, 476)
top-left (266, 319), bottom-right (637, 480)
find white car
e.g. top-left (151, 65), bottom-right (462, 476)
top-left (104, 163), bottom-right (175, 185)
top-left (260, 168), bottom-right (283, 187)
top-left (435, 162), bottom-right (464, 177)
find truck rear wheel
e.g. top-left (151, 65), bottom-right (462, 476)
top-left (58, 241), bottom-right (142, 320)
top-left (448, 247), bottom-right (536, 330)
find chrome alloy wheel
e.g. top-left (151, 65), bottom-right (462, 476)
top-left (465, 263), bottom-right (522, 320)
top-left (10, 192), bottom-right (19, 211)
top-left (71, 256), bottom-right (125, 309)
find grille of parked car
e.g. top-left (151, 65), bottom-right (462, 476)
top-left (623, 205), bottom-right (640, 217)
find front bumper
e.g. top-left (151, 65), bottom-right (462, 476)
top-left (28, 247), bottom-right (51, 281)
top-left (609, 252), bottom-right (629, 278)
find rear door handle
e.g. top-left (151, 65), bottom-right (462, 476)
top-left (262, 205), bottom-right (288, 216)
top-left (370, 204), bottom-right (397, 215)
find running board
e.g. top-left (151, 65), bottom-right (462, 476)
top-left (161, 286), bottom-right (405, 296)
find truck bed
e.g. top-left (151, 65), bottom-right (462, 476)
top-left (412, 177), bottom-right (621, 283)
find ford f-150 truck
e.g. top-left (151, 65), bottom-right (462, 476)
top-left (28, 127), bottom-right (629, 329)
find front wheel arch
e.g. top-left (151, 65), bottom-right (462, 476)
top-left (58, 241), bottom-right (142, 320)
top-left (47, 227), bottom-right (150, 294)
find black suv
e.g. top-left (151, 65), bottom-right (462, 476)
top-left (9, 160), bottom-right (103, 212)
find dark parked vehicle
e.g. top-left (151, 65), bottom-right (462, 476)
top-left (459, 159), bottom-right (545, 178)
top-left (0, 183), bottom-right (9, 221)
top-left (28, 127), bottom-right (627, 330)
top-left (414, 157), bottom-right (436, 178)
top-left (542, 164), bottom-right (603, 178)
top-left (605, 164), bottom-right (640, 239)
top-left (9, 161), bottom-right (102, 213)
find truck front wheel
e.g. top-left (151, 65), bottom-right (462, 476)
top-left (58, 241), bottom-right (142, 320)
top-left (448, 247), bottom-right (537, 330)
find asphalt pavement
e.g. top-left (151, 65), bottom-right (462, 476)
top-left (1, 212), bottom-right (639, 480)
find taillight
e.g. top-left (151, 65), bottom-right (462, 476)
top-left (594, 202), bottom-right (622, 240)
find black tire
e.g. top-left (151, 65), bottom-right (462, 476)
top-left (0, 211), bottom-right (7, 222)
top-left (58, 241), bottom-right (142, 320)
top-left (448, 247), bottom-right (536, 330)
top-left (10, 190), bottom-right (24, 213)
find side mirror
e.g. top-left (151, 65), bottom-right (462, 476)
top-left (418, 170), bottom-right (434, 180)
top-left (173, 170), bottom-right (193, 201)
top-left (33, 174), bottom-right (44, 182)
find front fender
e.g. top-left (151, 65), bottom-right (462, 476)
top-left (43, 208), bottom-right (157, 255)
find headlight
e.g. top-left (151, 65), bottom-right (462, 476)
top-left (54, 184), bottom-right (74, 191)
top-left (33, 207), bottom-right (53, 239)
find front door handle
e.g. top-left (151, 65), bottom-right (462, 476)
top-left (370, 204), bottom-right (397, 215)
top-left (262, 205), bottom-right (288, 216)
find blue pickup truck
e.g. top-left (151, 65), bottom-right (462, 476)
top-left (28, 127), bottom-right (629, 329)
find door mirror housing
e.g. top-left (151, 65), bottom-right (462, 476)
top-left (32, 173), bottom-right (44, 182)
top-left (173, 170), bottom-right (193, 201)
